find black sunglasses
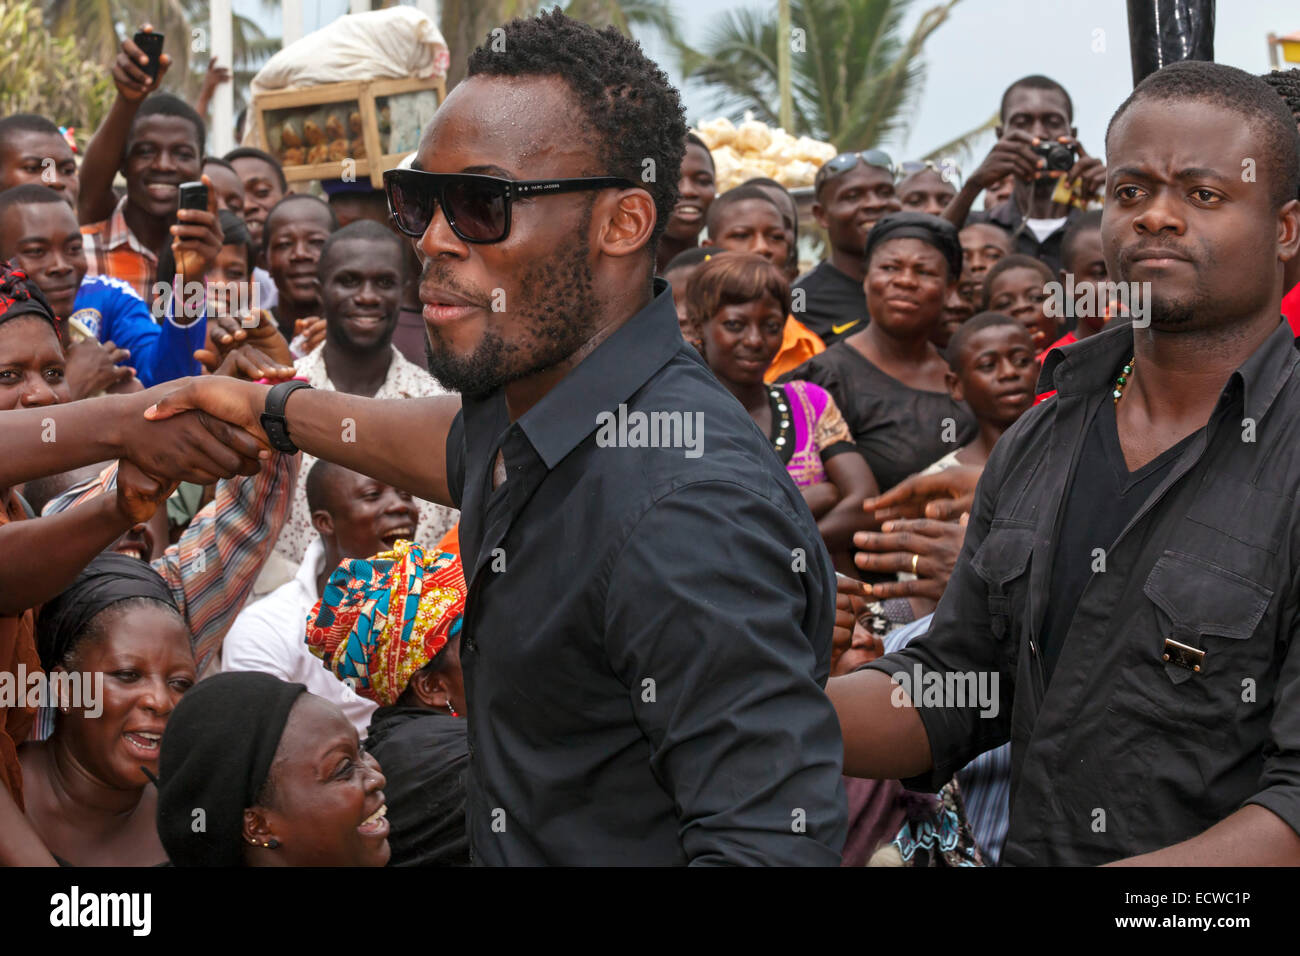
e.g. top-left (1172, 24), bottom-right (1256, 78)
top-left (384, 168), bottom-right (635, 244)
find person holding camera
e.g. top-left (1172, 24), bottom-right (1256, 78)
top-left (941, 75), bottom-right (1105, 273)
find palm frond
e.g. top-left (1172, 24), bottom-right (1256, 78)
top-left (682, 0), bottom-right (962, 151)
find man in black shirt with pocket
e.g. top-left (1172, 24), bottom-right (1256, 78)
top-left (829, 61), bottom-right (1300, 865)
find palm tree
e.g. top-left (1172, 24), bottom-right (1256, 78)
top-left (0, 0), bottom-right (114, 135)
top-left (680, 0), bottom-right (964, 152)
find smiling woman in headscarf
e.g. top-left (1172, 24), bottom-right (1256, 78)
top-left (19, 552), bottom-right (192, 866)
top-left (155, 671), bottom-right (391, 867)
top-left (306, 540), bottom-right (470, 866)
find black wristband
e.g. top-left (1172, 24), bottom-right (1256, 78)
top-left (260, 380), bottom-right (312, 454)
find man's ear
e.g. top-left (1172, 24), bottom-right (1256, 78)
top-left (310, 509), bottom-right (334, 538)
top-left (945, 368), bottom-right (963, 403)
top-left (597, 188), bottom-right (656, 260)
top-left (1277, 198), bottom-right (1300, 265)
top-left (811, 200), bottom-right (828, 231)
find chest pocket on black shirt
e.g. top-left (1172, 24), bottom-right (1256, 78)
top-left (1140, 549), bottom-right (1274, 727)
top-left (971, 521), bottom-right (1034, 655)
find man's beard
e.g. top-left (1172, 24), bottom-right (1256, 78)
top-left (1147, 295), bottom-right (1198, 328)
top-left (422, 227), bottom-right (600, 399)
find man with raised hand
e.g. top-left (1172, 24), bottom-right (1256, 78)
top-left (142, 11), bottom-right (846, 867)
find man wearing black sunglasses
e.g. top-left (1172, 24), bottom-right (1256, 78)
top-left (794, 149), bottom-right (902, 347)
top-left (144, 10), bottom-right (847, 867)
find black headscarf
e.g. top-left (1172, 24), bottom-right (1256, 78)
top-left (864, 211), bottom-right (963, 280)
top-left (156, 672), bottom-right (307, 867)
top-left (0, 262), bottom-right (58, 331)
top-left (35, 552), bottom-right (179, 671)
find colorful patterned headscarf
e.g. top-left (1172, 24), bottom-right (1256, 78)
top-left (306, 541), bottom-right (467, 706)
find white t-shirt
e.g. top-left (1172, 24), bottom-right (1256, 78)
top-left (222, 536), bottom-right (378, 736)
top-left (1025, 217), bottom-right (1068, 244)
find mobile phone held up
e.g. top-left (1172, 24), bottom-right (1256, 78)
top-left (133, 31), bottom-right (165, 81)
top-left (178, 181), bottom-right (208, 212)
top-left (174, 181), bottom-right (208, 279)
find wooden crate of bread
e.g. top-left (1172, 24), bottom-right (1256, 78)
top-left (251, 75), bottom-right (445, 188)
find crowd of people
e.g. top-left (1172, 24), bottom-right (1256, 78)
top-left (1, 8), bottom-right (1300, 867)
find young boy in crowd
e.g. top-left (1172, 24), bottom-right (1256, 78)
top-left (743, 176), bottom-right (801, 281)
top-left (202, 156), bottom-right (246, 216)
top-left (0, 184), bottom-right (204, 390)
top-left (1045, 210), bottom-right (1108, 352)
top-left (223, 147), bottom-right (286, 312)
top-left (980, 253), bottom-right (1057, 351)
top-left (703, 184), bottom-right (824, 380)
top-left (930, 312), bottom-right (1040, 471)
top-left (0, 114), bottom-right (79, 208)
top-left (260, 194), bottom-right (337, 352)
top-left (959, 222), bottom-right (1013, 284)
top-left (655, 133), bottom-right (716, 272)
top-left (898, 161), bottom-right (958, 217)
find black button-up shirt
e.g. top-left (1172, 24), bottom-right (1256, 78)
top-left (446, 278), bottom-right (847, 865)
top-left (868, 319), bottom-right (1300, 865)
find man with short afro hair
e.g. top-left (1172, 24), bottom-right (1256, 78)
top-left (466, 8), bottom-right (686, 255)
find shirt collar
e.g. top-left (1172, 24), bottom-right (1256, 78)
top-left (297, 536), bottom-right (326, 598)
top-left (103, 196), bottom-right (157, 260)
top-left (295, 344), bottom-right (411, 397)
top-left (1041, 318), bottom-right (1299, 423)
top-left (513, 278), bottom-right (680, 470)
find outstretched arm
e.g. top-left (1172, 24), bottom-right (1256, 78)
top-left (0, 387), bottom-right (264, 491)
top-left (144, 376), bottom-right (462, 506)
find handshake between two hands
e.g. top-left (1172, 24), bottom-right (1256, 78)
top-left (111, 372), bottom-right (277, 528)
top-left (111, 308), bottom-right (307, 526)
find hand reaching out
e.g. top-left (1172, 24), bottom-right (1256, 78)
top-left (208, 309), bottom-right (295, 368)
top-left (863, 465), bottom-right (982, 522)
top-left (293, 316), bottom-right (327, 355)
top-left (66, 338), bottom-right (135, 399)
top-left (194, 341), bottom-right (297, 382)
top-left (853, 515), bottom-right (970, 603)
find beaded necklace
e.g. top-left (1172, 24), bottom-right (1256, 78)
top-left (1112, 355), bottom-right (1134, 404)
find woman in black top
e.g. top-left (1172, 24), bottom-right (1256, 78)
top-left (784, 212), bottom-right (976, 491)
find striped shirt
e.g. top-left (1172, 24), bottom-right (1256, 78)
top-left (80, 196), bottom-right (158, 302)
top-left (33, 452), bottom-right (299, 740)
top-left (884, 614), bottom-right (1012, 866)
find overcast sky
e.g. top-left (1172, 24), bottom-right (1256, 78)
top-left (237, 0), bottom-right (1296, 167)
